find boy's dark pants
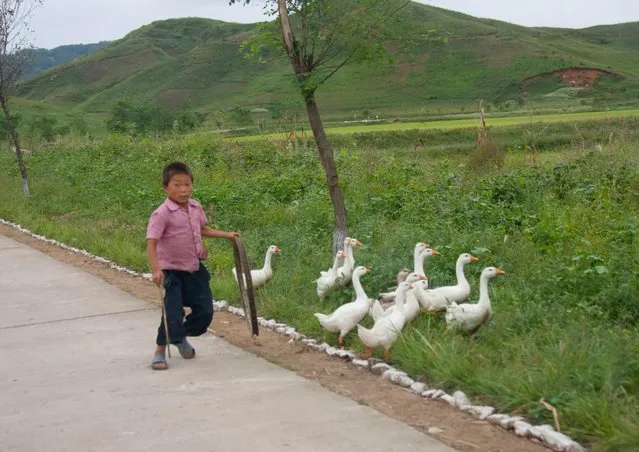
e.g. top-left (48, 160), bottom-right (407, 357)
top-left (156, 263), bottom-right (214, 346)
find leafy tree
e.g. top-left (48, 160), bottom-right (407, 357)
top-left (28, 114), bottom-right (57, 142)
top-left (107, 99), bottom-right (205, 135)
top-left (0, 0), bottom-right (43, 197)
top-left (229, 0), bottom-right (410, 252)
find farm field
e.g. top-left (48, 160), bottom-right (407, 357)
top-left (234, 108), bottom-right (639, 141)
top-left (1, 118), bottom-right (638, 451)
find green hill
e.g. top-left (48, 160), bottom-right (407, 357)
top-left (22, 42), bottom-right (109, 80)
top-left (16, 3), bottom-right (639, 119)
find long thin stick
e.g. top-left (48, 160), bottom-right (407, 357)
top-left (540, 398), bottom-right (561, 432)
top-left (159, 287), bottom-right (171, 359)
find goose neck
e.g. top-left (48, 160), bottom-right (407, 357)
top-left (263, 251), bottom-right (273, 270)
top-left (352, 272), bottom-right (367, 300)
top-left (455, 258), bottom-right (469, 287)
top-left (395, 285), bottom-right (407, 308)
top-left (414, 253), bottom-right (426, 275)
top-left (478, 273), bottom-right (491, 309)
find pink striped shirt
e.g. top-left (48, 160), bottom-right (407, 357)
top-left (146, 198), bottom-right (209, 272)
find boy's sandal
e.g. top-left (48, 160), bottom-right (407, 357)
top-left (151, 354), bottom-right (168, 370)
top-left (177, 339), bottom-right (196, 359)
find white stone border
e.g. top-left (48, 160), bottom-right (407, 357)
top-left (0, 218), bottom-right (586, 452)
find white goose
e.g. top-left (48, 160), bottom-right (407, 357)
top-left (370, 272), bottom-right (426, 322)
top-left (381, 278), bottom-right (429, 324)
top-left (415, 253), bottom-right (478, 313)
top-left (335, 237), bottom-right (362, 287)
top-left (316, 250), bottom-right (346, 299)
top-left (357, 280), bottom-right (412, 362)
top-left (446, 267), bottom-right (505, 335)
top-left (314, 266), bottom-right (372, 348)
top-left (232, 245), bottom-right (280, 288)
top-left (379, 247), bottom-right (439, 305)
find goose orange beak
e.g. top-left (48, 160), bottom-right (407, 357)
top-left (274, 247), bottom-right (281, 254)
top-left (355, 240), bottom-right (363, 246)
top-left (431, 250), bottom-right (440, 255)
top-left (470, 255), bottom-right (479, 262)
top-left (423, 242), bottom-right (430, 247)
top-left (496, 268), bottom-right (506, 275)
top-left (418, 275), bottom-right (427, 280)
top-left (365, 266), bottom-right (372, 272)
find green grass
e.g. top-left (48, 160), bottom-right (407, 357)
top-left (1, 119), bottom-right (638, 451)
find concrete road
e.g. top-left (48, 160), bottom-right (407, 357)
top-left (0, 234), bottom-right (455, 452)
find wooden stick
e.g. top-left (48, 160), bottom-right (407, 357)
top-left (159, 287), bottom-right (171, 359)
top-left (540, 398), bottom-right (561, 432)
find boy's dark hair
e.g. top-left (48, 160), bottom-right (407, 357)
top-left (162, 162), bottom-right (193, 186)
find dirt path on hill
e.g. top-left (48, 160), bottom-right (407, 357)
top-left (0, 223), bottom-right (548, 452)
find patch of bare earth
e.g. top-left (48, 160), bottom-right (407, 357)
top-left (1, 223), bottom-right (548, 452)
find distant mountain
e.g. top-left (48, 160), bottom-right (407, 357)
top-left (16, 3), bottom-right (639, 116)
top-left (21, 42), bottom-right (110, 79)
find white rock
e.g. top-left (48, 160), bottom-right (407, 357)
top-left (422, 389), bottom-right (437, 398)
top-left (409, 382), bottom-right (427, 394)
top-left (486, 414), bottom-right (509, 425)
top-left (275, 327), bottom-right (287, 334)
top-left (381, 369), bottom-right (405, 381)
top-left (284, 327), bottom-right (296, 336)
top-left (453, 390), bottom-right (471, 409)
top-left (301, 338), bottom-right (317, 345)
top-left (325, 346), bottom-right (338, 356)
top-left (266, 319), bottom-right (277, 328)
top-left (426, 389), bottom-right (446, 399)
top-left (440, 394), bottom-right (456, 407)
top-left (499, 416), bottom-right (524, 430)
top-left (274, 323), bottom-right (287, 329)
top-left (565, 442), bottom-right (587, 452)
top-left (336, 350), bottom-right (355, 359)
top-left (395, 376), bottom-right (415, 388)
top-left (352, 359), bottom-right (369, 368)
top-left (514, 420), bottom-right (533, 437)
top-left (466, 405), bottom-right (495, 420)
top-left (427, 427), bottom-right (444, 435)
top-left (528, 424), bottom-right (555, 440)
top-left (540, 430), bottom-right (578, 451)
top-left (371, 363), bottom-right (391, 375)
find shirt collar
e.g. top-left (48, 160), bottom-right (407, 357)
top-left (164, 198), bottom-right (195, 212)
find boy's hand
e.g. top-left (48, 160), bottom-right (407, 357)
top-left (152, 269), bottom-right (164, 287)
top-left (227, 231), bottom-right (240, 240)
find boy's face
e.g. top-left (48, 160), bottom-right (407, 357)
top-left (164, 173), bottom-right (193, 206)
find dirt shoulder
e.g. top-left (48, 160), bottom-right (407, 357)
top-left (1, 223), bottom-right (548, 452)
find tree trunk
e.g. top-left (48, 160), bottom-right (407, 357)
top-left (304, 93), bottom-right (348, 254)
top-left (1, 99), bottom-right (29, 197)
top-left (275, 0), bottom-right (348, 252)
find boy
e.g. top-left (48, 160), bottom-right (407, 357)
top-left (147, 161), bottom-right (238, 370)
